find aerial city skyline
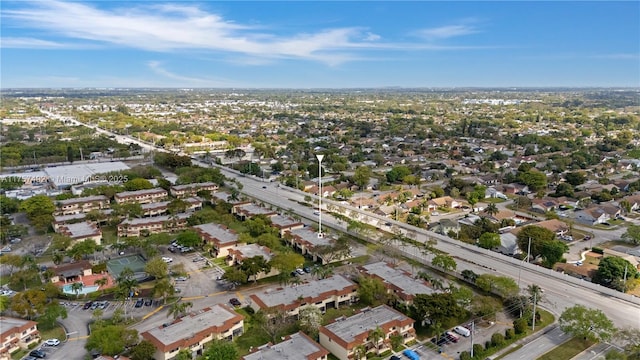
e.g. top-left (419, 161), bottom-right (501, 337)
top-left (1, 1), bottom-right (639, 88)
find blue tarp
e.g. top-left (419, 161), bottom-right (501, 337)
top-left (403, 349), bottom-right (420, 360)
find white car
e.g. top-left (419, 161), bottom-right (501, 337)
top-left (162, 257), bottom-right (173, 263)
top-left (44, 338), bottom-right (60, 346)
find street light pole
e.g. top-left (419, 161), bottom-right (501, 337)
top-left (316, 154), bottom-right (324, 237)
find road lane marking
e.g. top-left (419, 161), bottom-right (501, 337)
top-left (142, 305), bottom-right (165, 320)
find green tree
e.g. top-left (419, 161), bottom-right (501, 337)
top-left (130, 340), bottom-right (156, 360)
top-left (484, 203), bottom-right (499, 216)
top-left (516, 225), bottom-right (556, 260)
top-left (432, 254), bottom-right (457, 272)
top-left (85, 325), bottom-right (138, 356)
top-left (565, 171), bottom-right (587, 186)
top-left (369, 327), bottom-right (385, 352)
top-left (353, 165), bottom-right (372, 189)
top-left (203, 340), bottom-right (238, 360)
top-left (357, 276), bottom-right (391, 306)
top-left (145, 256), bottom-right (169, 280)
top-left (540, 240), bottom-right (569, 268)
top-left (298, 306), bottom-right (323, 339)
top-left (168, 301), bottom-right (193, 319)
top-left (124, 178), bottom-right (154, 191)
top-left (412, 293), bottom-right (466, 326)
top-left (20, 195), bottom-right (55, 231)
top-left (153, 278), bottom-right (175, 304)
top-left (478, 232), bottom-right (501, 250)
top-left (559, 305), bottom-right (616, 342)
top-left (622, 225), bottom-right (640, 245)
top-left (37, 301), bottom-right (67, 331)
top-left (0, 295), bottom-right (9, 314)
top-left (476, 274), bottom-right (519, 299)
top-left (222, 267), bottom-right (248, 285)
top-left (240, 256), bottom-right (271, 284)
top-left (593, 256), bottom-right (639, 291)
top-left (269, 252), bottom-right (304, 275)
top-left (615, 327), bottom-right (640, 359)
top-left (175, 230), bottom-right (202, 248)
top-left (11, 289), bottom-right (47, 319)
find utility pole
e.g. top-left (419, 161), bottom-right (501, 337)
top-left (316, 154), bottom-right (324, 238)
top-left (518, 237), bottom-right (532, 289)
top-left (623, 264), bottom-right (628, 292)
top-left (470, 321), bottom-right (475, 357)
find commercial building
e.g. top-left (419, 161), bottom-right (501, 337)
top-left (319, 305), bottom-right (415, 360)
top-left (249, 275), bottom-right (357, 317)
top-left (44, 161), bottom-right (130, 189)
top-left (242, 332), bottom-right (329, 360)
top-left (0, 317), bottom-right (40, 360)
top-left (141, 305), bottom-right (244, 360)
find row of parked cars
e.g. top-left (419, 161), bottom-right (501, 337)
top-left (430, 325), bottom-right (471, 346)
top-left (168, 241), bottom-right (194, 253)
top-left (135, 298), bottom-right (154, 308)
top-left (83, 301), bottom-right (109, 310)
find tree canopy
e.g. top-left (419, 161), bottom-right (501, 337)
top-left (516, 225), bottom-right (556, 260)
top-left (559, 305), bottom-right (616, 342)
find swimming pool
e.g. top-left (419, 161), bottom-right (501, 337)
top-left (61, 283), bottom-right (100, 295)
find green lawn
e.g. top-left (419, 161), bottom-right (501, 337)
top-left (537, 337), bottom-right (594, 360)
top-left (39, 325), bottom-right (67, 342)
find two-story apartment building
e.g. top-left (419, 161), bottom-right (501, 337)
top-left (285, 228), bottom-right (349, 265)
top-left (269, 215), bottom-right (305, 237)
top-left (117, 213), bottom-right (189, 237)
top-left (232, 203), bottom-right (278, 221)
top-left (242, 332), bottom-right (329, 360)
top-left (114, 188), bottom-right (168, 205)
top-left (141, 305), bottom-right (244, 360)
top-left (55, 195), bottom-right (110, 216)
top-left (140, 197), bottom-right (202, 217)
top-left (227, 244), bottom-right (278, 281)
top-left (0, 317), bottom-right (40, 360)
top-left (249, 275), bottom-right (357, 317)
top-left (170, 182), bottom-right (218, 198)
top-left (358, 262), bottom-right (437, 305)
top-left (55, 221), bottom-right (102, 245)
top-left (319, 305), bottom-right (416, 360)
top-left (52, 213), bottom-right (86, 231)
top-left (193, 223), bottom-right (239, 257)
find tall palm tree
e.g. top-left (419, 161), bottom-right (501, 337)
top-left (52, 252), bottom-right (64, 265)
top-left (369, 327), bottom-right (385, 353)
top-left (353, 345), bottom-right (366, 360)
top-left (432, 322), bottom-right (444, 347)
top-left (153, 278), bottom-right (175, 305)
top-left (168, 301), bottom-right (193, 319)
top-left (485, 203), bottom-right (499, 217)
top-left (71, 282), bottom-right (83, 296)
top-left (527, 284), bottom-right (543, 305)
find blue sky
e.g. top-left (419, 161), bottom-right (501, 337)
top-left (1, 1), bottom-right (639, 88)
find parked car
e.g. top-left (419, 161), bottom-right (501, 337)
top-left (29, 350), bottom-right (47, 358)
top-left (44, 339), bottom-right (60, 346)
top-left (83, 301), bottom-right (93, 310)
top-left (296, 268), bottom-right (305, 275)
top-left (134, 299), bottom-right (144, 308)
top-left (144, 298), bottom-right (153, 306)
top-left (303, 267), bottom-right (311, 273)
top-left (162, 256), bottom-right (173, 263)
top-left (454, 325), bottom-right (471, 337)
top-left (229, 298), bottom-right (241, 307)
top-left (175, 276), bottom-right (188, 281)
top-left (445, 331), bottom-right (459, 343)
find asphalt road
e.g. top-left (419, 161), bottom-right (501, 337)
top-left (501, 326), bottom-right (572, 360)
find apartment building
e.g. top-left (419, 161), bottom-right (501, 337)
top-left (114, 188), bottom-right (168, 205)
top-left (141, 305), bottom-right (244, 360)
top-left (117, 213), bottom-right (189, 237)
top-left (269, 215), bottom-right (304, 237)
top-left (358, 262), bottom-right (437, 305)
top-left (285, 228), bottom-right (349, 265)
top-left (249, 275), bottom-right (357, 317)
top-left (232, 203), bottom-right (277, 220)
top-left (242, 332), bottom-right (329, 360)
top-left (55, 221), bottom-right (102, 245)
top-left (319, 305), bottom-right (416, 360)
top-left (227, 244), bottom-right (278, 281)
top-left (140, 197), bottom-right (202, 217)
top-left (55, 195), bottom-right (110, 215)
top-left (0, 317), bottom-right (40, 360)
top-left (52, 213), bottom-right (86, 231)
top-left (192, 223), bottom-right (238, 257)
top-left (170, 182), bottom-right (218, 198)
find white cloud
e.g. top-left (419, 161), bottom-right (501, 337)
top-left (417, 24), bottom-right (479, 40)
top-left (147, 61), bottom-right (234, 86)
top-left (1, 1), bottom-right (489, 65)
